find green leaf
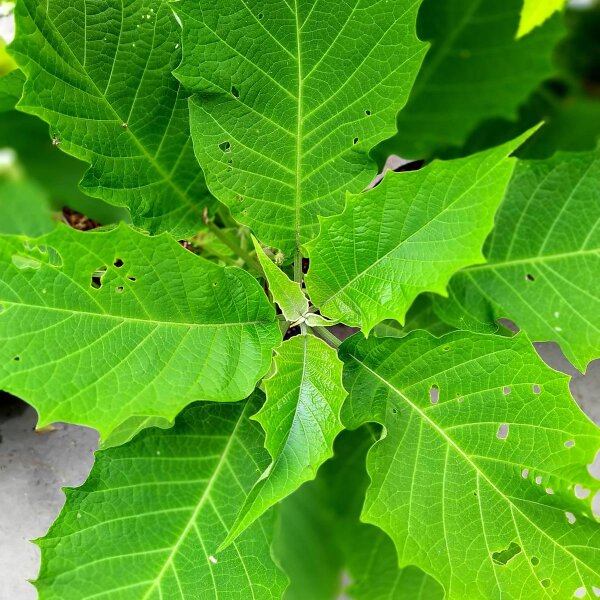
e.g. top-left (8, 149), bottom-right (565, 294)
top-left (35, 395), bottom-right (288, 599)
top-left (276, 427), bottom-right (443, 600)
top-left (436, 148), bottom-right (600, 372)
top-left (379, 0), bottom-right (563, 160)
top-left (373, 295), bottom-right (454, 339)
top-left (305, 135), bottom-right (529, 334)
top-left (518, 0), bottom-right (567, 38)
top-left (175, 0), bottom-right (427, 254)
top-left (0, 69), bottom-right (24, 113)
top-left (223, 334), bottom-right (347, 546)
top-left (100, 415), bottom-right (174, 450)
top-left (253, 235), bottom-right (308, 323)
top-left (11, 0), bottom-right (215, 237)
top-left (0, 177), bottom-right (55, 236)
top-left (0, 223), bottom-right (280, 437)
top-left (340, 330), bottom-right (600, 600)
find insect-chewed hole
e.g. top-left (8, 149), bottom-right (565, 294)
top-left (116, 286), bottom-right (124, 294)
top-left (535, 475), bottom-right (543, 485)
top-left (525, 273), bottom-right (535, 282)
top-left (503, 386), bottom-right (511, 395)
top-left (113, 258), bottom-right (124, 268)
top-left (429, 385), bottom-right (439, 405)
top-left (13, 356), bottom-right (20, 362)
top-left (127, 276), bottom-right (137, 282)
top-left (231, 86), bottom-right (240, 98)
top-left (91, 266), bottom-right (107, 289)
top-left (491, 541), bottom-right (521, 566)
top-left (497, 423), bottom-right (509, 440)
top-left (531, 556), bottom-right (540, 566)
top-left (258, 12), bottom-right (264, 19)
top-left (365, 109), bottom-right (372, 116)
top-left (564, 439), bottom-right (575, 448)
top-left (574, 587), bottom-right (586, 599)
top-left (565, 511), bottom-right (576, 524)
top-left (521, 468), bottom-right (529, 479)
top-left (533, 384), bottom-right (541, 395)
top-left (391, 408), bottom-right (398, 415)
top-left (575, 484), bottom-right (591, 499)
top-left (541, 579), bottom-right (551, 589)
top-left (219, 141), bottom-right (231, 153)
top-left (353, 137), bottom-right (359, 145)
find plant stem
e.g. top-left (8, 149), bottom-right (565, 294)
top-left (293, 247), bottom-right (303, 284)
top-left (207, 222), bottom-right (261, 276)
top-left (311, 326), bottom-right (342, 349)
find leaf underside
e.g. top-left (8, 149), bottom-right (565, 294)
top-left (341, 330), bottom-right (600, 599)
top-left (0, 224), bottom-right (280, 437)
top-left (436, 148), bottom-right (600, 372)
top-left (11, 0), bottom-right (215, 237)
top-left (175, 0), bottom-right (427, 254)
top-left (305, 136), bottom-right (529, 333)
top-left (34, 395), bottom-right (287, 600)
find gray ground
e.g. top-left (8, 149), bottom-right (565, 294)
top-left (0, 342), bottom-right (598, 600)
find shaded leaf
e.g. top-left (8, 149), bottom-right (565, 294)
top-left (436, 148), bottom-right (600, 372)
top-left (175, 0), bottom-right (427, 253)
top-left (11, 0), bottom-right (214, 237)
top-left (379, 0), bottom-right (563, 160)
top-left (0, 177), bottom-right (55, 236)
top-left (35, 395), bottom-right (287, 599)
top-left (0, 224), bottom-right (280, 437)
top-left (224, 334), bottom-right (346, 546)
top-left (305, 136), bottom-right (528, 334)
top-left (341, 330), bottom-right (600, 599)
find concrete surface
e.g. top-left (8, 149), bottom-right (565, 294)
top-left (0, 342), bottom-right (598, 599)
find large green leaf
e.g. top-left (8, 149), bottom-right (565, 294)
top-left (276, 427), bottom-right (443, 600)
top-left (305, 137), bottom-right (527, 334)
top-left (518, 0), bottom-right (567, 38)
top-left (0, 177), bottom-right (55, 236)
top-left (341, 330), bottom-right (600, 600)
top-left (378, 0), bottom-right (563, 160)
top-left (435, 148), bottom-right (600, 372)
top-left (35, 395), bottom-right (288, 599)
top-left (0, 223), bottom-right (280, 437)
top-left (175, 0), bottom-right (427, 254)
top-left (10, 0), bottom-right (214, 237)
top-left (224, 334), bottom-right (346, 545)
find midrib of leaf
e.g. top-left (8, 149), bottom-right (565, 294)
top-left (140, 402), bottom-right (251, 600)
top-left (316, 166), bottom-right (496, 307)
top-left (19, 1), bottom-right (203, 220)
top-left (351, 353), bottom-right (598, 583)
top-left (0, 301), bottom-right (267, 328)
top-left (461, 248), bottom-right (600, 272)
top-left (293, 0), bottom-right (303, 272)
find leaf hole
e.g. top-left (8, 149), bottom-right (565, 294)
top-left (497, 423), bottom-right (509, 440)
top-left (443, 346), bottom-right (450, 352)
top-left (531, 556), bottom-right (539, 566)
top-left (525, 273), bottom-right (535, 282)
top-left (566, 511), bottom-right (576, 524)
top-left (219, 141), bottom-right (231, 153)
top-left (535, 475), bottom-right (543, 485)
top-left (575, 484), bottom-right (591, 499)
top-left (521, 468), bottom-right (529, 479)
top-left (533, 384), bottom-right (541, 394)
top-left (565, 439), bottom-right (575, 448)
top-left (545, 487), bottom-right (554, 495)
top-left (575, 587), bottom-right (587, 599)
top-left (113, 258), bottom-right (124, 268)
top-left (13, 356), bottom-right (20, 362)
top-left (12, 254), bottom-right (41, 270)
top-left (391, 408), bottom-right (398, 415)
top-left (541, 579), bottom-right (551, 589)
top-left (429, 385), bottom-right (439, 405)
top-left (365, 109), bottom-right (371, 116)
top-left (258, 12), bottom-right (264, 19)
top-left (353, 137), bottom-right (359, 145)
top-left (127, 276), bottom-right (136, 282)
top-left (491, 541), bottom-right (521, 566)
top-left (231, 86), bottom-right (240, 98)
top-left (503, 386), bottom-right (511, 395)
top-left (91, 266), bottom-right (107, 289)
top-left (116, 286), bottom-right (124, 294)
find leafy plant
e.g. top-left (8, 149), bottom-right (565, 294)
top-left (1, 0), bottom-right (599, 598)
